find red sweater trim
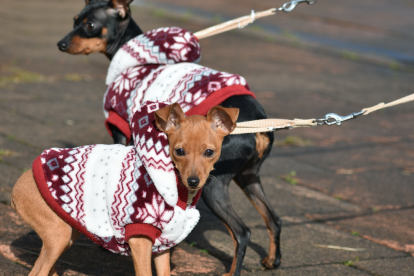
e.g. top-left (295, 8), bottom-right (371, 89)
top-left (32, 156), bottom-right (100, 245)
top-left (125, 223), bottom-right (161, 244)
top-left (105, 110), bottom-right (132, 144)
top-left (185, 85), bottom-right (255, 116)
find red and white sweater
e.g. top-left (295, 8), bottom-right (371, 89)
top-left (103, 27), bottom-right (255, 143)
top-left (33, 102), bottom-right (202, 255)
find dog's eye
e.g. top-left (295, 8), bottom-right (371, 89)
top-left (86, 22), bottom-right (95, 31)
top-left (175, 148), bottom-right (185, 156)
top-left (204, 149), bottom-right (214, 158)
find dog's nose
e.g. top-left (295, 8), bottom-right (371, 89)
top-left (187, 177), bottom-right (200, 188)
top-left (57, 40), bottom-right (69, 51)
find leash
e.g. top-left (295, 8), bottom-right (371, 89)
top-left (231, 93), bottom-right (414, 135)
top-left (193, 0), bottom-right (316, 40)
top-left (190, 1), bottom-right (414, 135)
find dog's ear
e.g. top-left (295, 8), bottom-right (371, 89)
top-left (109, 0), bottom-right (133, 18)
top-left (207, 106), bottom-right (239, 136)
top-left (155, 103), bottom-right (186, 133)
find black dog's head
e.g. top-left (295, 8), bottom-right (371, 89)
top-left (57, 0), bottom-right (140, 59)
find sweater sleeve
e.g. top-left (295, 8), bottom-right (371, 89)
top-left (125, 223), bottom-right (162, 244)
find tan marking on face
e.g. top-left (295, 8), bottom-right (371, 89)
top-left (74, 15), bottom-right (79, 20)
top-left (83, 18), bottom-right (88, 24)
top-left (102, 27), bottom-right (108, 35)
top-left (67, 36), bottom-right (107, 55)
top-left (167, 116), bottom-right (224, 191)
top-left (255, 132), bottom-right (270, 158)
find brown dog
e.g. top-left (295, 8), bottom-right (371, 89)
top-left (11, 103), bottom-right (238, 276)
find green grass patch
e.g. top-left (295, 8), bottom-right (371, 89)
top-left (249, 25), bottom-right (264, 32)
top-left (342, 257), bottom-right (360, 267)
top-left (274, 136), bottom-right (312, 147)
top-left (389, 61), bottom-right (402, 71)
top-left (212, 14), bottom-right (223, 24)
top-left (64, 74), bottom-right (84, 82)
top-left (282, 29), bottom-right (298, 41)
top-left (0, 66), bottom-right (45, 87)
top-left (279, 171), bottom-right (298, 185)
top-left (0, 149), bottom-right (14, 157)
top-left (351, 231), bottom-right (361, 236)
top-left (341, 51), bottom-right (359, 61)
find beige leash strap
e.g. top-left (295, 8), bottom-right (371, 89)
top-left (231, 118), bottom-right (317, 135)
top-left (231, 92), bottom-right (414, 135)
top-left (194, 9), bottom-right (276, 40)
top-left (193, 0), bottom-right (316, 40)
top-left (362, 93), bottom-right (414, 115)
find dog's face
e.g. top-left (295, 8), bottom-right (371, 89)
top-left (155, 104), bottom-right (239, 191)
top-left (57, 0), bottom-right (133, 55)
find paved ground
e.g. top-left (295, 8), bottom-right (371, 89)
top-left (0, 0), bottom-right (413, 275)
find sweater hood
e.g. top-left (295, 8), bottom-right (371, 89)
top-left (106, 27), bottom-right (201, 85)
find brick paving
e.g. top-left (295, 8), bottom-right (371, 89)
top-left (0, 0), bottom-right (413, 275)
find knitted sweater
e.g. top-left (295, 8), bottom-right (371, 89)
top-left (32, 102), bottom-right (202, 255)
top-left (103, 27), bottom-right (255, 143)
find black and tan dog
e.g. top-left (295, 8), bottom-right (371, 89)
top-left (57, 1), bottom-right (281, 275)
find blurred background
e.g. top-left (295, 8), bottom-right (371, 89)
top-left (1, 0), bottom-right (413, 275)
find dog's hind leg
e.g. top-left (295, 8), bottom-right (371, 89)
top-left (233, 163), bottom-right (282, 269)
top-left (12, 170), bottom-right (81, 276)
top-left (201, 176), bottom-right (250, 276)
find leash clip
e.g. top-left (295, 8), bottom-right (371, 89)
top-left (277, 0), bottom-right (316, 13)
top-left (316, 110), bottom-right (365, 126)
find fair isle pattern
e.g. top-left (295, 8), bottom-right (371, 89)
top-left (37, 103), bottom-right (201, 255)
top-left (106, 27), bottom-right (201, 86)
top-left (103, 27), bottom-right (249, 124)
top-left (104, 63), bottom-right (248, 123)
top-left (40, 145), bottom-right (95, 220)
top-left (132, 101), bottom-right (178, 207)
top-left (110, 148), bottom-right (137, 238)
top-left (133, 102), bottom-right (173, 171)
top-left (103, 64), bottom-right (161, 121)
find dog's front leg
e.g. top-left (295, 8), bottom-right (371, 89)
top-left (154, 249), bottom-right (170, 276)
top-left (129, 236), bottom-right (153, 276)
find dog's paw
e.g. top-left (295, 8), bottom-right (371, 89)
top-left (261, 256), bottom-right (281, 269)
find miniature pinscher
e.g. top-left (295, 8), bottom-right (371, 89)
top-left (11, 103), bottom-right (238, 276)
top-left (57, 1), bottom-right (282, 275)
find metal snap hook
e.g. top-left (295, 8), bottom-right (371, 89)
top-left (316, 110), bottom-right (366, 126)
top-left (281, 0), bottom-right (316, 13)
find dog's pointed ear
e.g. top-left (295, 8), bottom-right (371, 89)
top-left (207, 106), bottom-right (239, 136)
top-left (109, 0), bottom-right (133, 18)
top-left (155, 103), bottom-right (186, 133)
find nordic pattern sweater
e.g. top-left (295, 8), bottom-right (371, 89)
top-left (32, 102), bottom-right (202, 255)
top-left (103, 27), bottom-right (255, 143)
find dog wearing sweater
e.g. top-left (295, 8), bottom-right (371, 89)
top-left (57, 1), bottom-right (282, 275)
top-left (11, 102), bottom-right (238, 276)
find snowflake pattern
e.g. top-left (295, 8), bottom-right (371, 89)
top-left (112, 67), bottom-right (142, 94)
top-left (141, 194), bottom-right (174, 229)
